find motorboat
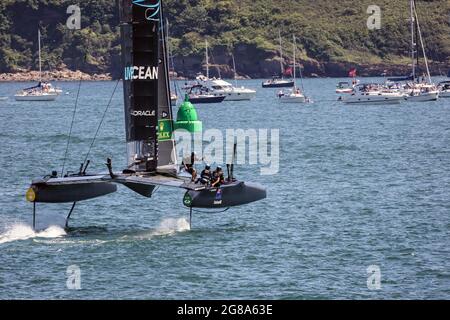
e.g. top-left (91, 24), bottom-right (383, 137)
top-left (437, 81), bottom-right (450, 98)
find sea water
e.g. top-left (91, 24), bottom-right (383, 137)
top-left (0, 78), bottom-right (449, 299)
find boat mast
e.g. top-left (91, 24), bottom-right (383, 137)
top-left (293, 35), bottom-right (296, 89)
top-left (410, 0), bottom-right (416, 82)
top-left (279, 30), bottom-right (284, 77)
top-left (231, 52), bottom-right (238, 88)
top-left (38, 28), bottom-right (42, 82)
top-left (413, 0), bottom-right (432, 84)
top-left (205, 40), bottom-right (209, 79)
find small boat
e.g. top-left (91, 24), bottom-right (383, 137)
top-left (0, 96), bottom-right (8, 101)
top-left (341, 83), bottom-right (405, 105)
top-left (262, 76), bottom-right (295, 88)
top-left (186, 84), bottom-right (225, 104)
top-left (404, 83), bottom-right (439, 101)
top-left (278, 88), bottom-right (306, 103)
top-left (262, 31), bottom-right (294, 88)
top-left (336, 82), bottom-right (354, 94)
top-left (277, 36), bottom-right (310, 104)
top-left (437, 81), bottom-right (450, 98)
top-left (15, 29), bottom-right (59, 102)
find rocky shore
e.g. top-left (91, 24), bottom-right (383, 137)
top-left (1, 63), bottom-right (447, 82)
top-left (0, 69), bottom-right (112, 82)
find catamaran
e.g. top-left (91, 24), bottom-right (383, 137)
top-left (14, 29), bottom-right (59, 101)
top-left (262, 31), bottom-right (294, 88)
top-left (278, 36), bottom-right (309, 103)
top-left (25, 0), bottom-right (266, 230)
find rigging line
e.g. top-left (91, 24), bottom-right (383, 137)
top-left (82, 79), bottom-right (120, 166)
top-left (61, 79), bottom-right (83, 177)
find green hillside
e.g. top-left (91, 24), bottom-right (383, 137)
top-left (0, 0), bottom-right (449, 77)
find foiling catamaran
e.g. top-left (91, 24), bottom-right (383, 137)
top-left (25, 0), bottom-right (266, 230)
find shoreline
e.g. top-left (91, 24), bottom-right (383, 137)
top-left (1, 69), bottom-right (448, 82)
top-left (0, 70), bottom-right (112, 82)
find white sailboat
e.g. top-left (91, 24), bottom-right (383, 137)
top-left (404, 0), bottom-right (439, 102)
top-left (14, 29), bottom-right (59, 102)
top-left (278, 36), bottom-right (308, 103)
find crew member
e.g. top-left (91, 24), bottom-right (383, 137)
top-left (211, 166), bottom-right (225, 188)
top-left (182, 152), bottom-right (200, 181)
top-left (198, 165), bottom-right (212, 186)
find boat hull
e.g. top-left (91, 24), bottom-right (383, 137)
top-left (15, 94), bottom-right (58, 101)
top-left (405, 91), bottom-right (439, 102)
top-left (279, 95), bottom-right (306, 103)
top-left (29, 178), bottom-right (117, 203)
top-left (188, 96), bottom-right (226, 104)
top-left (215, 91), bottom-right (256, 101)
top-left (262, 81), bottom-right (294, 88)
top-left (343, 95), bottom-right (404, 105)
top-left (440, 91), bottom-right (450, 98)
top-left (183, 181), bottom-right (266, 209)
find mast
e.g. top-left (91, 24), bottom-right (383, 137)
top-left (38, 28), bottom-right (42, 82)
top-left (413, 1), bottom-right (432, 84)
top-left (231, 52), bottom-right (238, 88)
top-left (410, 0), bottom-right (416, 81)
top-left (293, 35), bottom-right (296, 89)
top-left (205, 40), bottom-right (209, 79)
top-left (279, 30), bottom-right (284, 77)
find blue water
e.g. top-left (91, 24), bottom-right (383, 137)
top-left (0, 78), bottom-right (449, 299)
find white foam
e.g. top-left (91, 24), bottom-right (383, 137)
top-left (0, 223), bottom-right (66, 244)
top-left (133, 217), bottom-right (190, 240)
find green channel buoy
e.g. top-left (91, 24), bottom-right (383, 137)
top-left (175, 94), bottom-right (202, 133)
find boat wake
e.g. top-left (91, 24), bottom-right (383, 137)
top-left (0, 223), bottom-right (66, 244)
top-left (132, 217), bottom-right (190, 240)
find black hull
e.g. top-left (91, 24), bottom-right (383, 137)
top-left (183, 181), bottom-right (266, 209)
top-left (262, 81), bottom-right (295, 88)
top-left (189, 96), bottom-right (226, 104)
top-left (30, 181), bottom-right (117, 204)
top-left (27, 176), bottom-right (117, 203)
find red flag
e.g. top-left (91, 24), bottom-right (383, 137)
top-left (284, 67), bottom-right (293, 77)
top-left (348, 68), bottom-right (357, 78)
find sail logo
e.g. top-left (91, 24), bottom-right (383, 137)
top-left (124, 66), bottom-right (158, 81)
top-left (130, 110), bottom-right (156, 117)
top-left (132, 0), bottom-right (160, 21)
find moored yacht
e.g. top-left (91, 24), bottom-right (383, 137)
top-left (341, 83), bottom-right (404, 105)
top-left (403, 83), bottom-right (439, 101)
top-left (196, 76), bottom-right (256, 101)
top-left (262, 31), bottom-right (294, 88)
top-left (277, 36), bottom-right (310, 104)
top-left (15, 29), bottom-right (59, 102)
